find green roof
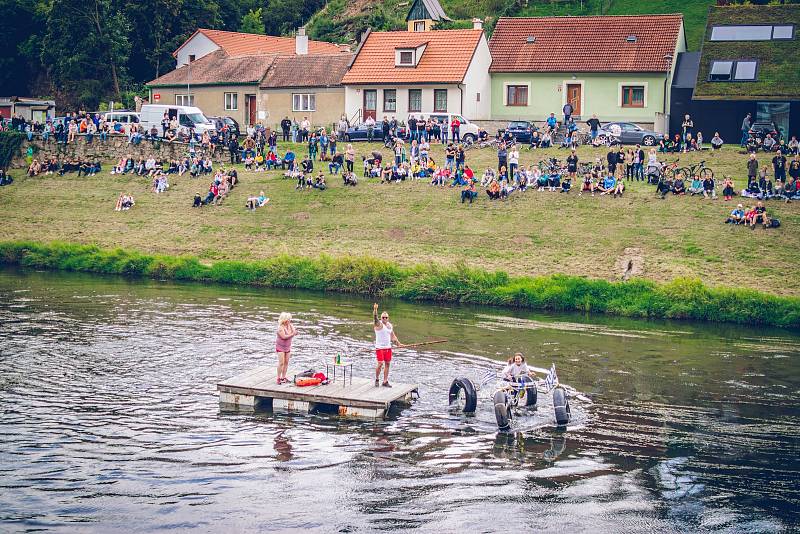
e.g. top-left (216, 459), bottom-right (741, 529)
top-left (693, 4), bottom-right (800, 100)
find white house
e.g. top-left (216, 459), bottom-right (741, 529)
top-left (341, 19), bottom-right (492, 122)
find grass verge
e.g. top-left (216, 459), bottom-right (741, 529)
top-left (2, 240), bottom-right (798, 328)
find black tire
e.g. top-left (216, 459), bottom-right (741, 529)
top-left (553, 387), bottom-right (571, 426)
top-left (699, 167), bottom-right (714, 181)
top-left (642, 135), bottom-right (656, 146)
top-left (494, 390), bottom-right (512, 429)
top-left (462, 133), bottom-right (476, 144)
top-left (517, 376), bottom-right (537, 407)
top-left (448, 378), bottom-right (477, 413)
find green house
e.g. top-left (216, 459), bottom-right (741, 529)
top-left (488, 14), bottom-right (686, 131)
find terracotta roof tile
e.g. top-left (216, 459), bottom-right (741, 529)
top-left (342, 29), bottom-right (483, 84)
top-left (148, 50), bottom-right (275, 86)
top-left (260, 53), bottom-right (354, 88)
top-left (489, 14), bottom-right (683, 73)
top-left (177, 28), bottom-right (348, 58)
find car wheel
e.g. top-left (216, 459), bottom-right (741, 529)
top-left (462, 133), bottom-right (475, 144)
top-left (643, 135), bottom-right (656, 146)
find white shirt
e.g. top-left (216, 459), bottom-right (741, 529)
top-left (375, 322), bottom-right (393, 349)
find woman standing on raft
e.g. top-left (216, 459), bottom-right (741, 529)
top-left (276, 312), bottom-right (297, 384)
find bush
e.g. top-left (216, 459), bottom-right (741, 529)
top-left (1, 240), bottom-right (799, 328)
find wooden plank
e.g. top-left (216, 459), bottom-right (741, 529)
top-left (218, 365), bottom-right (272, 387)
top-left (218, 366), bottom-right (276, 389)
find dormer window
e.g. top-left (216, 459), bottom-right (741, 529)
top-left (395, 43), bottom-right (427, 67)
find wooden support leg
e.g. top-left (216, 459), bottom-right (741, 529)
top-left (219, 391), bottom-right (256, 408)
top-left (338, 405), bottom-right (386, 419)
top-left (273, 398), bottom-right (311, 414)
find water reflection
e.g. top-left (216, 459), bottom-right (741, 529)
top-left (0, 268), bottom-right (798, 532)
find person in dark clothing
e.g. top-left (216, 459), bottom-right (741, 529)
top-left (607, 148), bottom-right (619, 176)
top-left (280, 116), bottom-right (291, 142)
top-left (773, 151), bottom-right (787, 183)
top-left (228, 137), bottom-right (240, 164)
top-left (382, 118), bottom-right (390, 144)
top-left (741, 113), bottom-right (752, 147)
top-left (586, 114), bottom-right (601, 141)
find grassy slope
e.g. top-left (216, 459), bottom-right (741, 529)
top-left (1, 142), bottom-right (799, 297)
top-left (307, 0), bottom-right (712, 50)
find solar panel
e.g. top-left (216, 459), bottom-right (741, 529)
top-left (710, 25), bottom-right (772, 41)
top-left (772, 25), bottom-right (794, 39)
top-left (710, 61), bottom-right (733, 80)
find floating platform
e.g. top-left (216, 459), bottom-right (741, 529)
top-left (217, 366), bottom-right (418, 419)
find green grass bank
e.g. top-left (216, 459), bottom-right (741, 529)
top-left (2, 241), bottom-right (798, 329)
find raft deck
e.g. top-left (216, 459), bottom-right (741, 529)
top-left (217, 366), bottom-right (418, 419)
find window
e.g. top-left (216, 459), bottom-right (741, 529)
top-left (772, 25), bottom-right (794, 40)
top-left (224, 92), bottom-right (238, 111)
top-left (188, 54), bottom-right (196, 63)
top-left (621, 86), bottom-right (644, 107)
top-left (757, 101), bottom-right (790, 140)
top-left (414, 21), bottom-right (425, 32)
top-left (506, 85), bottom-right (528, 106)
top-left (710, 25), bottom-right (795, 41)
top-left (383, 89), bottom-right (396, 112)
top-left (399, 51), bottom-right (414, 65)
top-left (709, 60), bottom-right (759, 82)
top-left (292, 93), bottom-right (316, 111)
top-left (709, 61), bottom-right (733, 81)
top-left (433, 89), bottom-right (447, 112)
top-left (175, 94), bottom-right (194, 106)
top-left (734, 61), bottom-right (758, 80)
top-left (408, 89), bottom-right (422, 112)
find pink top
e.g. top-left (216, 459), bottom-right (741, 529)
top-left (276, 327), bottom-right (294, 353)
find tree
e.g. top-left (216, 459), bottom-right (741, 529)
top-left (240, 8), bottom-right (265, 34)
top-left (262, 0), bottom-right (326, 36)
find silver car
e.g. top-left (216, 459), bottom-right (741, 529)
top-left (598, 122), bottom-right (660, 146)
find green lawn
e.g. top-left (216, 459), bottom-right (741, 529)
top-left (1, 142), bottom-right (798, 296)
top-left (606, 0), bottom-right (714, 50)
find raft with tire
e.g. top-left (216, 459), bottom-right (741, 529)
top-left (448, 363), bottom-right (570, 430)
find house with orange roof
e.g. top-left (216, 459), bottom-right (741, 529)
top-left (342, 16), bottom-right (492, 124)
top-left (146, 29), bottom-right (352, 129)
top-left (488, 14), bottom-right (686, 133)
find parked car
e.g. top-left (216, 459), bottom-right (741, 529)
top-left (102, 111), bottom-right (140, 124)
top-left (499, 120), bottom-right (538, 143)
top-left (207, 116), bottom-right (240, 137)
top-left (344, 122), bottom-right (407, 142)
top-left (597, 122), bottom-right (659, 146)
top-left (748, 121), bottom-right (781, 141)
top-left (419, 113), bottom-right (480, 143)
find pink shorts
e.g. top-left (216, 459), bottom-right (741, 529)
top-left (375, 348), bottom-right (392, 362)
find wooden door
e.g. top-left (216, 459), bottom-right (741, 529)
top-left (246, 95), bottom-right (257, 125)
top-left (363, 90), bottom-right (377, 121)
top-left (566, 84), bottom-right (581, 116)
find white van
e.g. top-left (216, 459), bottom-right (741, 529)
top-left (139, 104), bottom-right (216, 136)
top-left (413, 113), bottom-right (480, 143)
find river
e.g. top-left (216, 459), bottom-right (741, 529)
top-left (0, 268), bottom-right (798, 533)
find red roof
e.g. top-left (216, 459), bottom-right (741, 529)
top-left (174, 28), bottom-right (347, 58)
top-left (489, 14), bottom-right (683, 73)
top-left (342, 29), bottom-right (483, 84)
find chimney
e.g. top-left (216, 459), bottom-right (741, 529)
top-left (472, 18), bottom-right (483, 30)
top-left (296, 27), bottom-right (308, 55)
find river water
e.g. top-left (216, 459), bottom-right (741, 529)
top-left (0, 268), bottom-right (798, 533)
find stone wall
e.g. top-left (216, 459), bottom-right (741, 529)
top-left (11, 135), bottom-right (226, 168)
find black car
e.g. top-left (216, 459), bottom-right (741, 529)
top-left (499, 121), bottom-right (538, 143)
top-left (207, 116), bottom-right (240, 137)
top-left (748, 121), bottom-right (780, 141)
top-left (345, 122), bottom-right (407, 142)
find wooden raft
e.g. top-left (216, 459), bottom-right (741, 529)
top-left (217, 366), bottom-right (418, 419)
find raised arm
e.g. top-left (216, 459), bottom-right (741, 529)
top-left (373, 303), bottom-right (380, 328)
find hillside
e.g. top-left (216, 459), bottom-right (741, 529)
top-left (306, 0), bottom-right (714, 50)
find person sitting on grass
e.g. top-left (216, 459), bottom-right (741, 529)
top-left (763, 134), bottom-right (776, 152)
top-left (329, 152), bottom-right (344, 174)
top-left (265, 151), bottom-right (278, 170)
top-left (486, 179), bottom-right (501, 200)
top-left (743, 177), bottom-right (762, 199)
top-left (114, 192), bottom-right (134, 211)
top-left (722, 176), bottom-right (736, 201)
top-left (657, 175), bottom-right (673, 199)
top-left (597, 173), bottom-right (616, 195)
top-left (783, 177), bottom-right (797, 203)
top-left (751, 201), bottom-right (771, 229)
top-left (611, 174), bottom-right (624, 198)
top-left (461, 180), bottom-right (478, 204)
top-left (711, 132), bottom-right (724, 151)
top-left (202, 183), bottom-right (218, 205)
top-left (193, 192), bottom-right (202, 207)
top-left (580, 170), bottom-right (595, 196)
top-left (0, 169), bottom-right (13, 186)
top-left (246, 191), bottom-right (269, 210)
top-left (343, 171), bottom-right (358, 186)
top-left (282, 149), bottom-right (296, 171)
top-left (725, 204), bottom-right (745, 224)
top-left (687, 174), bottom-right (703, 196)
top-left (561, 175), bottom-right (572, 193)
top-left (215, 178), bottom-right (229, 205)
top-left (244, 154), bottom-right (254, 171)
top-left (313, 172), bottom-right (327, 190)
top-left (703, 176), bottom-right (717, 199)
top-left (672, 176), bottom-right (686, 195)
top-left (254, 152), bottom-right (264, 171)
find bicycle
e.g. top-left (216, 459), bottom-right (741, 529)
top-left (678, 160), bottom-right (714, 182)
